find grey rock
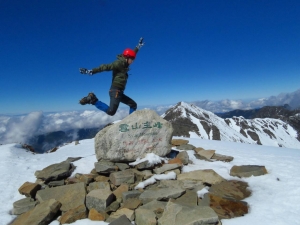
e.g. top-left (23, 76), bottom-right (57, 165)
top-left (87, 181), bottom-right (111, 193)
top-left (211, 153), bottom-right (234, 162)
top-left (86, 189), bottom-right (115, 212)
top-left (135, 208), bottom-right (157, 225)
top-left (158, 201), bottom-right (218, 225)
top-left (177, 169), bottom-right (226, 185)
top-left (139, 186), bottom-right (185, 204)
top-left (95, 109), bottom-right (173, 162)
top-left (110, 170), bottom-right (135, 186)
top-left (171, 190), bottom-right (198, 207)
top-left (153, 163), bottom-right (181, 174)
top-left (107, 208), bottom-right (135, 222)
top-left (122, 190), bottom-right (142, 201)
top-left (12, 197), bottom-right (38, 215)
top-left (230, 165), bottom-right (268, 177)
top-left (196, 149), bottom-right (216, 159)
top-left (34, 161), bottom-right (73, 183)
top-left (115, 163), bottom-right (129, 171)
top-left (176, 151), bottom-right (189, 165)
top-left (95, 161), bottom-right (118, 174)
top-left (108, 214), bottom-right (132, 225)
top-left (23, 199), bottom-right (61, 225)
top-left (47, 180), bottom-right (65, 187)
top-left (176, 144), bottom-right (196, 150)
top-left (36, 182), bottom-right (86, 212)
top-left (65, 157), bottom-right (82, 163)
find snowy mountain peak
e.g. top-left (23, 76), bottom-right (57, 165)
top-left (162, 102), bottom-right (300, 149)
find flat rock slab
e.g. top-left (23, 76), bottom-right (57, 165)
top-left (139, 186), bottom-right (185, 204)
top-left (230, 165), bottom-right (267, 177)
top-left (177, 169), bottom-right (226, 185)
top-left (34, 160), bottom-right (73, 183)
top-left (158, 201), bottom-right (218, 225)
top-left (201, 193), bottom-right (249, 219)
top-left (36, 182), bottom-right (86, 212)
top-left (209, 180), bottom-right (251, 200)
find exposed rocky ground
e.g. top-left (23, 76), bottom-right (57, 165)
top-left (10, 139), bottom-right (268, 225)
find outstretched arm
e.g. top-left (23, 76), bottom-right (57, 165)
top-left (134, 37), bottom-right (145, 53)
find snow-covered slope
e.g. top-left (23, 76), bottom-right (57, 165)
top-left (162, 102), bottom-right (300, 149)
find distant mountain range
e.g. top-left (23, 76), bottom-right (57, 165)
top-left (161, 102), bottom-right (300, 149)
top-left (190, 89), bottom-right (300, 113)
top-left (19, 89), bottom-right (300, 152)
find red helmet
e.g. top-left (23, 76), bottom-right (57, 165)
top-left (123, 48), bottom-right (136, 59)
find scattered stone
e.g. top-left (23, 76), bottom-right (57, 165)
top-left (171, 190), bottom-right (198, 207)
top-left (87, 181), bottom-right (111, 193)
top-left (94, 175), bottom-right (110, 182)
top-left (194, 147), bottom-right (205, 153)
top-left (201, 193), bottom-right (249, 219)
top-left (59, 204), bottom-right (87, 224)
top-left (16, 199), bottom-right (61, 225)
top-left (115, 163), bottom-right (129, 171)
top-left (110, 169), bottom-right (135, 186)
top-left (113, 184), bottom-right (129, 199)
top-left (176, 144), bottom-right (196, 150)
top-left (95, 161), bottom-right (118, 174)
top-left (18, 182), bottom-right (41, 198)
top-left (36, 182), bottom-right (86, 212)
top-left (135, 208), bottom-right (157, 225)
top-left (171, 139), bottom-right (189, 146)
top-left (107, 208), bottom-right (135, 222)
top-left (121, 198), bottom-right (141, 210)
top-left (34, 160), bottom-right (74, 183)
top-left (176, 151), bottom-right (189, 165)
top-left (48, 180), bottom-right (65, 187)
top-left (86, 189), bottom-right (115, 212)
top-left (122, 190), bottom-right (142, 201)
top-left (211, 153), bottom-right (234, 162)
top-left (139, 185), bottom-right (185, 204)
top-left (196, 149), bottom-right (216, 159)
top-left (157, 201), bottom-right (218, 225)
top-left (12, 197), bottom-right (38, 215)
top-left (230, 165), bottom-right (268, 177)
top-left (65, 157), bottom-right (82, 163)
top-left (209, 180), bottom-right (251, 200)
top-left (153, 163), bottom-right (181, 174)
top-left (177, 169), bottom-right (226, 185)
top-left (105, 201), bottom-right (120, 213)
top-left (108, 214), bottom-right (132, 225)
top-left (88, 208), bottom-right (106, 221)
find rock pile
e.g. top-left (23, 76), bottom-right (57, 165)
top-left (10, 138), bottom-right (268, 225)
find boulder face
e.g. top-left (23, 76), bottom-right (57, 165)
top-left (95, 109), bottom-right (173, 162)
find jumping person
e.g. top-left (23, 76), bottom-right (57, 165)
top-left (79, 37), bottom-right (144, 116)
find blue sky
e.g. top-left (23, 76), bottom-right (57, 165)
top-left (1, 0), bottom-right (299, 114)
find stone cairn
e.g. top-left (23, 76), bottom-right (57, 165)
top-left (10, 110), bottom-right (268, 225)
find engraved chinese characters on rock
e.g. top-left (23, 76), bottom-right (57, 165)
top-left (94, 109), bottom-right (173, 162)
top-left (119, 121), bottom-right (164, 154)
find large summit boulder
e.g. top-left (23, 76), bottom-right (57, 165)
top-left (95, 109), bottom-right (173, 162)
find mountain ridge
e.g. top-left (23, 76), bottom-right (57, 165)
top-left (162, 102), bottom-right (300, 149)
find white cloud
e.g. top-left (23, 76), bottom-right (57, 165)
top-left (0, 109), bottom-right (129, 145)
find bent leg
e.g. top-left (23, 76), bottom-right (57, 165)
top-left (106, 88), bottom-right (121, 116)
top-left (94, 101), bottom-right (109, 113)
top-left (120, 93), bottom-right (137, 114)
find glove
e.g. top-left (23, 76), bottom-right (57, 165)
top-left (136, 37), bottom-right (145, 49)
top-left (79, 68), bottom-right (93, 75)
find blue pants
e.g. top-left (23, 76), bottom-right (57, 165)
top-left (95, 87), bottom-right (137, 116)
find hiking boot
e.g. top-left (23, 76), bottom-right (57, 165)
top-left (79, 92), bottom-right (98, 105)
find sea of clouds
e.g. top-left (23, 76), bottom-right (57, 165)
top-left (0, 109), bottom-right (128, 145)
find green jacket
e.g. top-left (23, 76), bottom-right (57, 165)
top-left (91, 47), bottom-right (139, 90)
